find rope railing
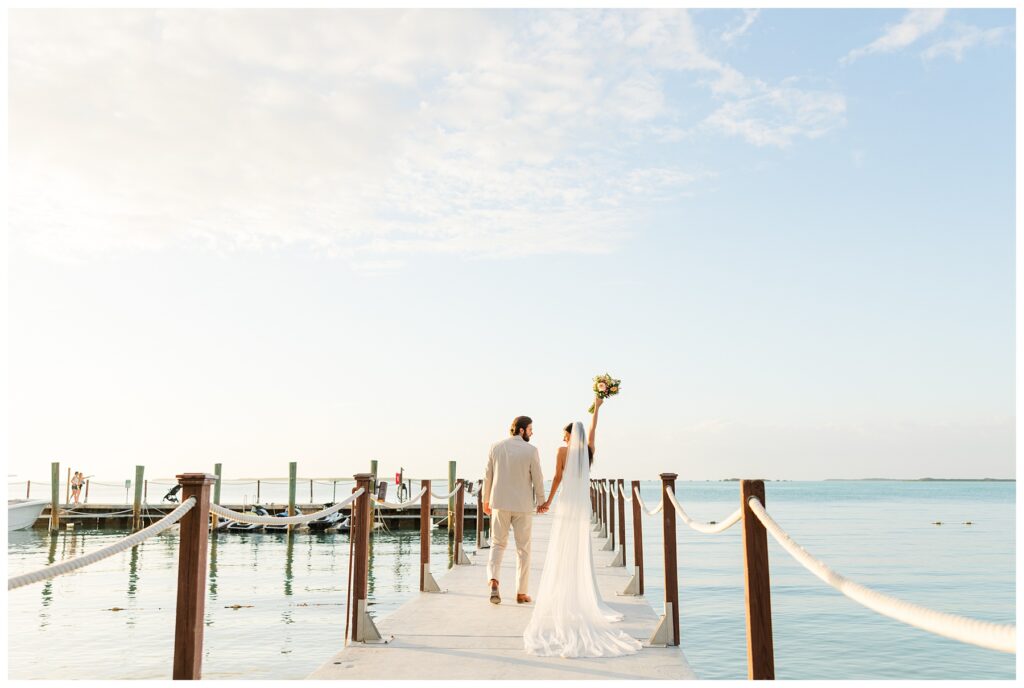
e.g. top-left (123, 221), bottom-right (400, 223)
top-left (430, 486), bottom-right (461, 500)
top-left (8, 497), bottom-right (197, 591)
top-left (634, 485), bottom-right (663, 515)
top-left (209, 489), bottom-right (364, 525)
top-left (745, 496), bottom-right (1016, 654)
top-left (372, 487), bottom-right (427, 509)
top-left (665, 487), bottom-right (742, 535)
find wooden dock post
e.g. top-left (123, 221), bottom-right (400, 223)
top-left (84, 479), bottom-right (89, 504)
top-left (602, 480), bottom-right (615, 550)
top-left (649, 473), bottom-right (679, 646)
top-left (172, 472), bottom-right (216, 680)
top-left (610, 477), bottom-right (626, 566)
top-left (310, 479), bottom-right (314, 504)
top-left (620, 479), bottom-right (645, 595)
top-left (288, 462), bottom-right (297, 534)
top-left (420, 479), bottom-right (441, 592)
top-left (50, 462), bottom-right (60, 532)
top-left (741, 480), bottom-right (775, 680)
top-left (447, 460), bottom-right (456, 537)
top-left (351, 472), bottom-right (382, 642)
top-left (133, 465), bottom-right (145, 530)
top-left (256, 479), bottom-right (260, 503)
top-left (370, 459), bottom-right (378, 486)
top-left (26, 480), bottom-right (30, 499)
top-left (65, 467), bottom-right (71, 504)
top-left (453, 479), bottom-right (470, 565)
top-left (210, 463), bottom-right (222, 530)
top-left (476, 479), bottom-right (489, 550)
top-left (144, 479), bottom-right (148, 502)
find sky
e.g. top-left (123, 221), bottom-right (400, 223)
top-left (7, 8), bottom-right (1016, 483)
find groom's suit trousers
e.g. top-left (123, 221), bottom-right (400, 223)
top-left (486, 509), bottom-right (533, 595)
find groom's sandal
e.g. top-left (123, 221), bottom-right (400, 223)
top-left (489, 582), bottom-right (501, 605)
top-left (516, 594), bottom-right (532, 604)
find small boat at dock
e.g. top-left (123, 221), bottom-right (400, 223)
top-left (8, 499), bottom-right (49, 531)
top-left (307, 503), bottom-right (345, 531)
top-left (225, 505), bottom-right (270, 532)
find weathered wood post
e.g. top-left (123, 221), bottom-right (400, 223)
top-left (172, 472), bottom-right (216, 680)
top-left (370, 459), bottom-right (378, 486)
top-left (350, 472), bottom-right (382, 641)
top-left (287, 462), bottom-right (297, 534)
top-left (419, 479), bottom-right (441, 592)
top-left (50, 462), bottom-right (60, 532)
top-left (453, 479), bottom-right (471, 565)
top-left (144, 479), bottom-right (148, 502)
top-left (476, 480), bottom-right (488, 550)
top-left (84, 479), bottom-right (89, 504)
top-left (65, 467), bottom-right (71, 504)
top-left (447, 460), bottom-right (456, 537)
top-left (649, 473), bottom-right (679, 646)
top-left (26, 480), bottom-right (30, 499)
top-left (606, 478), bottom-right (617, 550)
top-left (211, 463), bottom-right (222, 531)
top-left (741, 480), bottom-right (775, 680)
top-left (621, 479), bottom-right (645, 595)
top-left (256, 479), bottom-right (260, 504)
top-left (310, 479), bottom-right (314, 504)
top-left (612, 477), bottom-right (627, 566)
top-left (133, 465), bottom-right (145, 530)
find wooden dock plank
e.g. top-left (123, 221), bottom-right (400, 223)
top-left (308, 515), bottom-right (697, 680)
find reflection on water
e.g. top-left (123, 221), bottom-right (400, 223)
top-left (208, 534), bottom-right (219, 599)
top-left (40, 534), bottom-right (58, 618)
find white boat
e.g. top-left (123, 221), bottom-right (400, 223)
top-left (8, 499), bottom-right (49, 532)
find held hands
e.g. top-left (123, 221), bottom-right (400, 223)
top-left (537, 501), bottom-right (550, 514)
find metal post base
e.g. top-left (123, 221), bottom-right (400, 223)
top-left (601, 535), bottom-right (615, 551)
top-left (647, 602), bottom-right (675, 647)
top-left (354, 598), bottom-right (388, 643)
top-left (608, 544), bottom-right (625, 567)
top-left (422, 563), bottom-right (443, 593)
top-left (455, 543), bottom-right (472, 565)
top-left (600, 524), bottom-right (608, 539)
top-left (617, 566), bottom-right (642, 596)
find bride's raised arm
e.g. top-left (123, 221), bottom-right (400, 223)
top-left (588, 395), bottom-right (603, 456)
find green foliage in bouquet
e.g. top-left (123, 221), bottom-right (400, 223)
top-left (588, 373), bottom-right (621, 413)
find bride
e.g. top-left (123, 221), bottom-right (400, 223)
top-left (522, 396), bottom-right (643, 658)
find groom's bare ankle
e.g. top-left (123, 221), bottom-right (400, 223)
top-left (489, 578), bottom-right (499, 587)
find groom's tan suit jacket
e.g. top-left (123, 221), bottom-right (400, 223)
top-left (483, 435), bottom-right (545, 512)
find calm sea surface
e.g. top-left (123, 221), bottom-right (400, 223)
top-left (7, 480), bottom-right (1015, 680)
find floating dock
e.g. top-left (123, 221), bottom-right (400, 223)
top-left (308, 514), bottom-right (697, 680)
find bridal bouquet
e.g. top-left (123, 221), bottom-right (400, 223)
top-left (588, 373), bottom-right (621, 413)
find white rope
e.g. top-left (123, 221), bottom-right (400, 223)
top-left (372, 486), bottom-right (427, 509)
top-left (746, 496), bottom-right (1015, 654)
top-left (664, 487), bottom-right (742, 534)
top-left (210, 488), bottom-right (364, 525)
top-left (8, 498), bottom-right (197, 591)
top-left (430, 486), bottom-right (461, 500)
top-left (633, 485), bottom-right (663, 515)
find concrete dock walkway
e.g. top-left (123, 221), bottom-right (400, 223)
top-left (308, 514), bottom-right (696, 680)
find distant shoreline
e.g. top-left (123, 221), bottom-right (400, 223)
top-left (716, 478), bottom-right (1015, 482)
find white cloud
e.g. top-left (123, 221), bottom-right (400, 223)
top-left (10, 9), bottom-right (844, 263)
top-left (720, 9), bottom-right (760, 44)
top-left (922, 23), bottom-right (1013, 62)
top-left (842, 9), bottom-right (947, 64)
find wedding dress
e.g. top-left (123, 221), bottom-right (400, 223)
top-left (522, 421), bottom-right (643, 658)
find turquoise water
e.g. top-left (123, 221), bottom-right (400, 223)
top-left (7, 480), bottom-right (1015, 679)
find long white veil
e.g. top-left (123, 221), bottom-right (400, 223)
top-left (522, 421), bottom-right (641, 658)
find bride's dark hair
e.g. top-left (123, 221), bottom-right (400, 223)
top-left (564, 423), bottom-right (594, 465)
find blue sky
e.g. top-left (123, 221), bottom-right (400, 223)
top-left (8, 8), bottom-right (1015, 482)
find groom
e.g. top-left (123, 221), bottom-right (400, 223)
top-left (482, 415), bottom-right (546, 605)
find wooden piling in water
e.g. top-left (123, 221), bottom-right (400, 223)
top-left (310, 479), bottom-right (314, 504)
top-left (256, 479), bottom-right (260, 503)
top-left (50, 462), bottom-right (60, 532)
top-left (84, 479), bottom-right (89, 504)
top-left (447, 460), bottom-right (456, 536)
top-left (65, 466), bottom-right (71, 505)
top-left (660, 473), bottom-right (680, 646)
top-left (631, 479), bottom-right (645, 595)
top-left (133, 465), bottom-right (145, 530)
top-left (420, 479), bottom-right (431, 591)
top-left (211, 463), bottom-right (222, 531)
top-left (741, 479), bottom-right (775, 680)
top-left (26, 480), bottom-right (30, 499)
top-left (172, 472), bottom-right (216, 680)
top-left (288, 462), bottom-right (297, 534)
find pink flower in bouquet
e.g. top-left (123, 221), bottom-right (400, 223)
top-left (597, 382), bottom-right (608, 392)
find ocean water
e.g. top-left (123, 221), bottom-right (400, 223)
top-left (7, 480), bottom-right (1015, 680)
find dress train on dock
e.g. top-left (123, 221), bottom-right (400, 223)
top-left (523, 422), bottom-right (642, 659)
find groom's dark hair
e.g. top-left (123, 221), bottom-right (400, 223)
top-left (510, 416), bottom-right (533, 437)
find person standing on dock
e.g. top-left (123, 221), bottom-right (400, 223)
top-left (482, 415), bottom-right (546, 605)
top-left (70, 472), bottom-right (83, 505)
